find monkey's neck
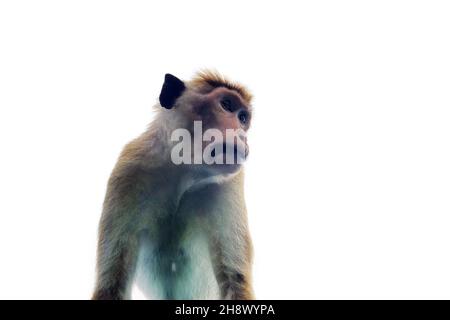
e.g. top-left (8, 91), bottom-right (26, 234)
top-left (161, 165), bottom-right (217, 203)
top-left (139, 119), bottom-right (233, 208)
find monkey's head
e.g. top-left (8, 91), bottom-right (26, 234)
top-left (158, 70), bottom-right (253, 180)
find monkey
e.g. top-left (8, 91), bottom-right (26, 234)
top-left (92, 70), bottom-right (254, 300)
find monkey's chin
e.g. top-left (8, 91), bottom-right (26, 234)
top-left (189, 165), bottom-right (242, 191)
top-left (190, 162), bottom-right (244, 183)
top-left (210, 163), bottom-right (244, 175)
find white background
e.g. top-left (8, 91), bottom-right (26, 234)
top-left (0, 1), bottom-right (449, 299)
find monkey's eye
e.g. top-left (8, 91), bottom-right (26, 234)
top-left (238, 111), bottom-right (249, 125)
top-left (220, 99), bottom-right (233, 112)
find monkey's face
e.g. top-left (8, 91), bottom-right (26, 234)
top-left (192, 86), bottom-right (251, 176)
top-left (159, 73), bottom-right (252, 178)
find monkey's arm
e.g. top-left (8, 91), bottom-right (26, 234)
top-left (210, 228), bottom-right (254, 300)
top-left (92, 174), bottom-right (141, 300)
top-left (207, 175), bottom-right (254, 300)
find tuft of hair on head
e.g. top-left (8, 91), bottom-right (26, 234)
top-left (190, 69), bottom-right (253, 104)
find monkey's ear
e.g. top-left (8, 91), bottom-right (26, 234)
top-left (159, 73), bottom-right (186, 109)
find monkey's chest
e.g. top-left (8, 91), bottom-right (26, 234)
top-left (133, 225), bottom-right (219, 299)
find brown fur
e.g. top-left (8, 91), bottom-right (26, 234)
top-left (190, 69), bottom-right (253, 105)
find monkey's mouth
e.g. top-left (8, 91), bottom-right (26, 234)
top-left (209, 143), bottom-right (247, 164)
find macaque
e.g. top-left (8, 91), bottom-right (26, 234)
top-left (92, 70), bottom-right (254, 300)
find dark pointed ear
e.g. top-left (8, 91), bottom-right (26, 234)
top-left (159, 73), bottom-right (186, 109)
